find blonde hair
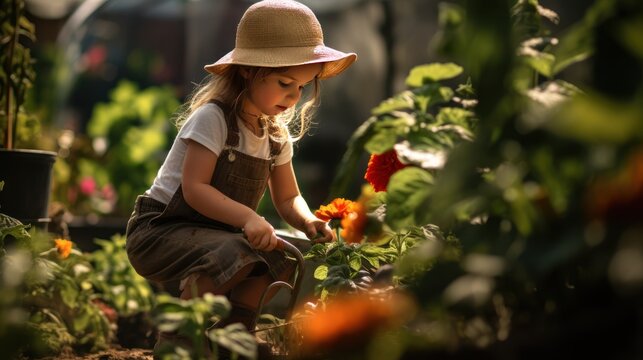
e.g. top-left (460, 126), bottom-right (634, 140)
top-left (175, 65), bottom-right (321, 143)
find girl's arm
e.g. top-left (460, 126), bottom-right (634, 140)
top-left (182, 139), bottom-right (279, 251)
top-left (268, 161), bottom-right (335, 242)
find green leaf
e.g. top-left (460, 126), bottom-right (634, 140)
top-left (0, 222), bottom-right (30, 244)
top-left (364, 129), bottom-right (397, 155)
top-left (372, 91), bottom-right (415, 115)
top-left (328, 117), bottom-right (377, 198)
top-left (414, 84), bottom-right (455, 110)
top-left (364, 115), bottom-right (416, 155)
top-left (436, 107), bottom-right (475, 126)
top-left (209, 323), bottom-right (257, 359)
top-left (59, 276), bottom-right (79, 308)
top-left (349, 255), bottom-right (362, 272)
top-left (314, 264), bottom-right (329, 280)
top-left (528, 54), bottom-right (555, 78)
top-left (551, 93), bottom-right (643, 144)
top-left (386, 167), bottom-right (434, 230)
top-left (550, 0), bottom-right (617, 75)
top-left (406, 63), bottom-right (463, 87)
top-left (364, 255), bottom-right (380, 269)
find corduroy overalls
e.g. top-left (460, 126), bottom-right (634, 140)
top-left (125, 101), bottom-right (293, 290)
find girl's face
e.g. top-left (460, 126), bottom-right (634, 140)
top-left (243, 63), bottom-right (322, 117)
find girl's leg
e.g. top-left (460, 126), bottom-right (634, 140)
top-left (179, 263), bottom-right (254, 300)
top-left (180, 262), bottom-right (296, 330)
top-left (223, 264), bottom-right (297, 330)
top-left (230, 264), bottom-right (296, 309)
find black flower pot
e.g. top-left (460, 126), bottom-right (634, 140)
top-left (0, 149), bottom-right (57, 227)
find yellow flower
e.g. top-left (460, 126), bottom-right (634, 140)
top-left (54, 239), bottom-right (72, 259)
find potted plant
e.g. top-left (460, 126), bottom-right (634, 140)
top-left (0, 0), bottom-right (57, 226)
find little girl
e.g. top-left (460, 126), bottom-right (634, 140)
top-left (126, 0), bottom-right (356, 344)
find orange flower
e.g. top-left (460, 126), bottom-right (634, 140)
top-left (54, 239), bottom-right (72, 259)
top-left (586, 149), bottom-right (643, 223)
top-left (340, 202), bottom-right (367, 244)
top-left (364, 150), bottom-right (408, 192)
top-left (315, 198), bottom-right (357, 221)
top-left (295, 292), bottom-right (416, 354)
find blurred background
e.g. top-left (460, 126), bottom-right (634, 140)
top-left (4, 1), bottom-right (643, 358)
top-left (21, 0), bottom-right (591, 246)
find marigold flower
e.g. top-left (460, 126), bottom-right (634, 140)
top-left (54, 239), bottom-right (73, 259)
top-left (364, 149), bottom-right (408, 192)
top-left (315, 198), bottom-right (357, 221)
top-left (340, 202), bottom-right (367, 244)
top-left (295, 292), bottom-right (416, 354)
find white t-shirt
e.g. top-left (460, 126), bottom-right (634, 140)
top-left (146, 102), bottom-right (293, 204)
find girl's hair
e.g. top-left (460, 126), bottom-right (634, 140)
top-left (175, 65), bottom-right (321, 143)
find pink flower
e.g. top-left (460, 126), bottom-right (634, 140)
top-left (79, 177), bottom-right (96, 195)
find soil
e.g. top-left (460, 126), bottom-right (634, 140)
top-left (42, 347), bottom-right (153, 360)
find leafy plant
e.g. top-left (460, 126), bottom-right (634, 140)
top-left (60, 80), bottom-right (179, 216)
top-left (329, 61), bottom-right (477, 230)
top-left (153, 293), bottom-right (258, 360)
top-left (87, 80), bottom-right (179, 215)
top-left (0, 214), bottom-right (113, 357)
top-left (0, 0), bottom-right (36, 149)
top-left (89, 234), bottom-right (154, 316)
top-left (305, 194), bottom-right (450, 300)
top-left (312, 0), bottom-right (643, 358)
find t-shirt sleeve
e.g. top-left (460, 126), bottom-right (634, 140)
top-left (178, 104), bottom-right (227, 156)
top-left (274, 138), bottom-right (294, 166)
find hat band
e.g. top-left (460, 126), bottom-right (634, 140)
top-left (227, 45), bottom-right (348, 67)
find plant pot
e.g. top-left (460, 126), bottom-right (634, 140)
top-left (0, 149), bottom-right (57, 227)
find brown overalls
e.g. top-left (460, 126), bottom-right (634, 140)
top-left (125, 101), bottom-right (293, 290)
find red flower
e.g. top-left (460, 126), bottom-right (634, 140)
top-left (315, 198), bottom-right (357, 221)
top-left (364, 150), bottom-right (407, 192)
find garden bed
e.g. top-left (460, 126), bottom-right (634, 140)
top-left (40, 347), bottom-right (152, 360)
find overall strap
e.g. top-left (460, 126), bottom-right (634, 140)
top-left (208, 99), bottom-right (283, 160)
top-left (269, 137), bottom-right (283, 158)
top-left (208, 99), bottom-right (239, 148)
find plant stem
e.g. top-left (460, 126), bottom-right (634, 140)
top-left (4, 0), bottom-right (19, 150)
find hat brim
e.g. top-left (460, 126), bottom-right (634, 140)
top-left (204, 45), bottom-right (357, 79)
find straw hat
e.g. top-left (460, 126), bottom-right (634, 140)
top-left (204, 0), bottom-right (357, 79)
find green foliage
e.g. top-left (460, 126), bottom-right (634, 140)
top-left (305, 228), bottom-right (421, 300)
top-left (153, 293), bottom-right (257, 360)
top-left (0, 215), bottom-right (113, 357)
top-left (319, 0), bottom-right (643, 357)
top-left (208, 323), bottom-right (258, 360)
top-left (329, 61), bottom-right (476, 225)
top-left (0, 217), bottom-right (38, 358)
top-left (83, 80), bottom-right (179, 215)
top-left (89, 234), bottom-right (154, 316)
top-left (0, 0), bottom-right (37, 149)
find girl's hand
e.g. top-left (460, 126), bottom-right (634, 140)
top-left (303, 218), bottom-right (335, 243)
top-left (243, 214), bottom-right (279, 251)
